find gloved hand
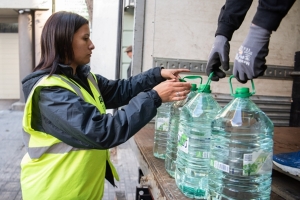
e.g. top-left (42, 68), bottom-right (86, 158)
top-left (206, 35), bottom-right (230, 81)
top-left (233, 25), bottom-right (271, 83)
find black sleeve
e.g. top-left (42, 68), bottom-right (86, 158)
top-left (215, 0), bottom-right (253, 41)
top-left (95, 66), bottom-right (165, 109)
top-left (252, 0), bottom-right (296, 31)
top-left (37, 87), bottom-right (161, 149)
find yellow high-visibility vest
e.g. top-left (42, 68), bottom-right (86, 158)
top-left (21, 73), bottom-right (119, 200)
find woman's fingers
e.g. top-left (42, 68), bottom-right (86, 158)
top-left (153, 81), bottom-right (191, 102)
top-left (173, 90), bottom-right (190, 100)
top-left (161, 69), bottom-right (191, 80)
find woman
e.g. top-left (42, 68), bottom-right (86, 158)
top-left (21, 11), bottom-right (191, 199)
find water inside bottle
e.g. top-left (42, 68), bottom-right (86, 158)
top-left (153, 102), bottom-right (171, 159)
top-left (175, 91), bottom-right (221, 199)
top-left (209, 98), bottom-right (273, 200)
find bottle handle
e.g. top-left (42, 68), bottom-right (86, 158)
top-left (181, 75), bottom-right (202, 84)
top-left (198, 72), bottom-right (213, 92)
top-left (229, 75), bottom-right (256, 96)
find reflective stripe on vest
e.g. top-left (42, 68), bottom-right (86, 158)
top-left (22, 130), bottom-right (85, 159)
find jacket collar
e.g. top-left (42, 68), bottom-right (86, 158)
top-left (58, 64), bottom-right (91, 78)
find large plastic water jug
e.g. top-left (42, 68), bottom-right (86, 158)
top-left (153, 101), bottom-right (172, 159)
top-left (208, 76), bottom-right (274, 200)
top-left (165, 76), bottom-right (201, 177)
top-left (176, 74), bottom-right (221, 199)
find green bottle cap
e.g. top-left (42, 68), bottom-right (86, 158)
top-left (191, 83), bottom-right (197, 91)
top-left (198, 84), bottom-right (211, 93)
top-left (234, 87), bottom-right (251, 98)
top-left (229, 75), bottom-right (255, 97)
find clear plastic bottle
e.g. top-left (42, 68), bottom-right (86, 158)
top-left (175, 82), bottom-right (221, 199)
top-left (165, 83), bottom-right (198, 178)
top-left (153, 102), bottom-right (172, 159)
top-left (208, 76), bottom-right (274, 200)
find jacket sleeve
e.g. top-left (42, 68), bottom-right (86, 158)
top-left (215, 0), bottom-right (253, 41)
top-left (38, 87), bottom-right (161, 149)
top-left (36, 67), bottom-right (165, 149)
top-left (96, 66), bottom-right (165, 109)
top-left (252, 0), bottom-right (296, 31)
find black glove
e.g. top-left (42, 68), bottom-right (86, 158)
top-left (206, 35), bottom-right (230, 81)
top-left (233, 25), bottom-right (271, 83)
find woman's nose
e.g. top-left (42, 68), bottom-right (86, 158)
top-left (89, 40), bottom-right (95, 50)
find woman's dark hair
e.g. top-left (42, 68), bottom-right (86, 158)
top-left (34, 11), bottom-right (88, 75)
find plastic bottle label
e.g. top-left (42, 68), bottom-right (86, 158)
top-left (211, 160), bottom-right (229, 173)
top-left (242, 150), bottom-right (272, 176)
top-left (196, 151), bottom-right (210, 158)
top-left (155, 117), bottom-right (169, 131)
top-left (177, 128), bottom-right (188, 154)
top-left (211, 150), bottom-right (272, 176)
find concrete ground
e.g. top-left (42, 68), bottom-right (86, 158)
top-left (0, 100), bottom-right (140, 200)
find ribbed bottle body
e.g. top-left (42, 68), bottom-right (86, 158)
top-left (165, 91), bottom-right (197, 177)
top-left (175, 93), bottom-right (221, 199)
top-left (208, 97), bottom-right (274, 200)
top-left (153, 102), bottom-right (171, 159)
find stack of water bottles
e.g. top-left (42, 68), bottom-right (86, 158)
top-left (154, 76), bottom-right (200, 160)
top-left (154, 74), bottom-right (274, 200)
top-left (165, 76), bottom-right (201, 177)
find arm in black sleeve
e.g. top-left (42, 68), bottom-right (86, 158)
top-left (216, 0), bottom-right (253, 41)
top-left (252, 0), bottom-right (296, 31)
top-left (96, 66), bottom-right (165, 108)
top-left (38, 87), bottom-right (161, 149)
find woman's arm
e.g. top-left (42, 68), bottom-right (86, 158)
top-left (97, 67), bottom-right (190, 108)
top-left (38, 87), bottom-right (159, 149)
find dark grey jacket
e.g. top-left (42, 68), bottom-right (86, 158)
top-left (22, 64), bottom-right (164, 150)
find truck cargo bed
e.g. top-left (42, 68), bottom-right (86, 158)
top-left (131, 124), bottom-right (300, 200)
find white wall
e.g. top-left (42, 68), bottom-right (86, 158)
top-left (54, 0), bottom-right (89, 19)
top-left (142, 0), bottom-right (300, 97)
top-left (90, 0), bottom-right (120, 80)
top-left (0, 33), bottom-right (19, 99)
top-left (0, 0), bottom-right (51, 9)
top-left (34, 10), bottom-right (52, 66)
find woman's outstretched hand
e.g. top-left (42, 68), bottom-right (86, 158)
top-left (161, 68), bottom-right (190, 80)
top-left (153, 80), bottom-right (192, 103)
